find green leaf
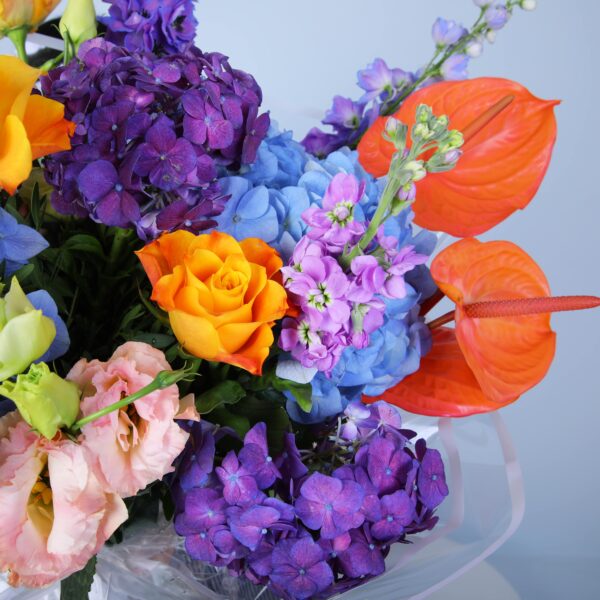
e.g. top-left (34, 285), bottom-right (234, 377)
top-left (63, 234), bottom-right (105, 258)
top-left (210, 406), bottom-right (250, 438)
top-left (129, 332), bottom-right (175, 348)
top-left (195, 380), bottom-right (246, 414)
top-left (272, 376), bottom-right (313, 413)
top-left (12, 262), bottom-right (35, 282)
top-left (60, 555), bottom-right (97, 600)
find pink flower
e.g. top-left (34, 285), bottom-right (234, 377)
top-left (0, 413), bottom-right (127, 587)
top-left (68, 342), bottom-right (196, 498)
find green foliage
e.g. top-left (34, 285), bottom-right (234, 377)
top-left (60, 556), bottom-right (96, 600)
top-left (195, 380), bottom-right (246, 414)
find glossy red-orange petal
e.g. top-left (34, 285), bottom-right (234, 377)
top-left (432, 238), bottom-right (556, 405)
top-left (358, 78), bottom-right (558, 236)
top-left (356, 116), bottom-right (396, 178)
top-left (402, 78), bottom-right (558, 236)
top-left (367, 327), bottom-right (499, 417)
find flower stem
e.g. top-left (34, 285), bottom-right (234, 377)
top-left (70, 367), bottom-right (192, 432)
top-left (7, 27), bottom-right (29, 64)
top-left (108, 227), bottom-right (133, 270)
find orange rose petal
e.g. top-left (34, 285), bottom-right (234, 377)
top-left (151, 265), bottom-right (185, 311)
top-left (244, 263), bottom-right (268, 304)
top-left (217, 323), bottom-right (275, 376)
top-left (184, 248), bottom-right (223, 282)
top-left (192, 231), bottom-right (244, 260)
top-left (372, 327), bottom-right (500, 417)
top-left (0, 115), bottom-right (33, 195)
top-left (240, 238), bottom-right (283, 278)
top-left (252, 279), bottom-right (289, 323)
top-left (432, 238), bottom-right (556, 405)
top-left (136, 231), bottom-right (196, 286)
top-left (216, 321), bottom-right (263, 354)
top-left (23, 95), bottom-right (74, 159)
top-left (358, 77), bottom-right (558, 236)
top-left (169, 310), bottom-right (221, 360)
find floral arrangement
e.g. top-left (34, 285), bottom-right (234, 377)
top-left (0, 0), bottom-right (597, 598)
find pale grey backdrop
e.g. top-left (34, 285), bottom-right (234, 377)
top-left (4, 1), bottom-right (600, 598)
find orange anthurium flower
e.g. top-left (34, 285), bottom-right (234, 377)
top-left (374, 238), bottom-right (558, 417)
top-left (0, 56), bottom-right (74, 195)
top-left (357, 77), bottom-right (558, 237)
top-left (136, 231), bottom-right (289, 376)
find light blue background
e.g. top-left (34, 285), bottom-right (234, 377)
top-left (4, 1), bottom-right (600, 598)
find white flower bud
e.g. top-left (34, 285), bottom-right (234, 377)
top-left (466, 39), bottom-right (484, 57)
top-left (485, 29), bottom-right (497, 43)
top-left (521, 0), bottom-right (536, 10)
top-left (405, 160), bottom-right (427, 182)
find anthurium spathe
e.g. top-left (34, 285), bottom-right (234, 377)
top-left (0, 278), bottom-right (56, 382)
top-left (357, 78), bottom-right (558, 237)
top-left (0, 362), bottom-right (80, 440)
top-left (0, 56), bottom-right (74, 195)
top-left (377, 239), bottom-right (558, 416)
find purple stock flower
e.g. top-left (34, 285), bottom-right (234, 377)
top-left (417, 441), bottom-right (449, 509)
top-left (337, 529), bottom-right (386, 579)
top-left (296, 472), bottom-right (364, 539)
top-left (134, 120), bottom-right (196, 190)
top-left (485, 4), bottom-right (510, 30)
top-left (216, 451), bottom-right (259, 505)
top-left (323, 96), bottom-right (365, 131)
top-left (357, 58), bottom-right (411, 103)
top-left (239, 423), bottom-right (281, 489)
top-left (78, 159), bottom-right (141, 227)
top-left (270, 537), bottom-right (334, 600)
top-left (431, 18), bottom-right (468, 46)
top-left (441, 54), bottom-right (470, 80)
top-left (302, 173), bottom-right (366, 249)
top-left (370, 490), bottom-right (417, 541)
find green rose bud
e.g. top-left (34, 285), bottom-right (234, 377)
top-left (0, 362), bottom-right (80, 440)
top-left (59, 0), bottom-right (97, 56)
top-left (0, 278), bottom-right (55, 382)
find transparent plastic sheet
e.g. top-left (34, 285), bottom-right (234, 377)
top-left (0, 412), bottom-right (524, 600)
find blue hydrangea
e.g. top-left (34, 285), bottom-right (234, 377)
top-left (27, 291), bottom-right (70, 363)
top-left (237, 125), bottom-right (310, 189)
top-left (0, 208), bottom-right (48, 277)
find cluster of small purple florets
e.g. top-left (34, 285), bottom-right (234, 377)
top-left (279, 172), bottom-right (427, 375)
top-left (42, 38), bottom-right (269, 239)
top-left (173, 401), bottom-right (448, 600)
top-left (102, 0), bottom-right (198, 54)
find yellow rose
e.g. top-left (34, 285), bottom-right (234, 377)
top-left (136, 231), bottom-right (288, 375)
top-left (0, 0), bottom-right (60, 33)
top-left (0, 55), bottom-right (75, 194)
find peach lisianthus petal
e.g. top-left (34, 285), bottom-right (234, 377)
top-left (0, 415), bottom-right (127, 588)
top-left (70, 342), bottom-right (191, 498)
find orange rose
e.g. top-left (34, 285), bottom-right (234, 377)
top-left (136, 231), bottom-right (288, 375)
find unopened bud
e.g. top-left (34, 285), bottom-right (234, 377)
top-left (405, 160), bottom-right (427, 181)
top-left (521, 0), bottom-right (536, 10)
top-left (486, 29), bottom-right (497, 43)
top-left (466, 38), bottom-right (484, 57)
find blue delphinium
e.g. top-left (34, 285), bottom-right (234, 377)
top-left (0, 208), bottom-right (48, 277)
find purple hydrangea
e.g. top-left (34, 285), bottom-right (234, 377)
top-left (42, 39), bottom-right (269, 239)
top-left (174, 409), bottom-right (448, 599)
top-left (102, 0), bottom-right (198, 54)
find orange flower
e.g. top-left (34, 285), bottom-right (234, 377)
top-left (376, 239), bottom-right (557, 416)
top-left (357, 77), bottom-right (558, 237)
top-left (136, 231), bottom-right (289, 375)
top-left (0, 56), bottom-right (74, 195)
top-left (0, 0), bottom-right (60, 33)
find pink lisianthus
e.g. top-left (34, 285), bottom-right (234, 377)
top-left (68, 342), bottom-right (197, 498)
top-left (0, 413), bottom-right (127, 587)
